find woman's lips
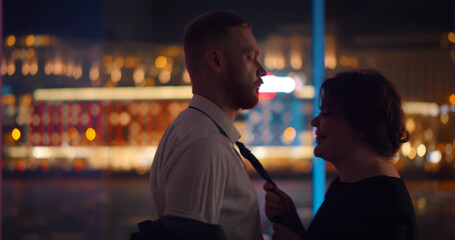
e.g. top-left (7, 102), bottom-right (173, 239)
top-left (315, 133), bottom-right (327, 141)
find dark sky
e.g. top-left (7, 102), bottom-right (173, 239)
top-left (3, 0), bottom-right (452, 43)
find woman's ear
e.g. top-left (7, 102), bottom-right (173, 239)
top-left (205, 49), bottom-right (222, 73)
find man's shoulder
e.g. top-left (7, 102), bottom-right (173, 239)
top-left (171, 108), bottom-right (218, 133)
top-left (158, 132), bottom-right (230, 164)
top-left (178, 137), bottom-right (231, 164)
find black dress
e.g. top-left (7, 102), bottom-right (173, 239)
top-left (304, 176), bottom-right (415, 240)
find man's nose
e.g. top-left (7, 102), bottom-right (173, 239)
top-left (257, 62), bottom-right (267, 77)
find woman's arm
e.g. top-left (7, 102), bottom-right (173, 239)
top-left (263, 182), bottom-right (306, 236)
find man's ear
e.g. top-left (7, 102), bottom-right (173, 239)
top-left (206, 49), bottom-right (222, 73)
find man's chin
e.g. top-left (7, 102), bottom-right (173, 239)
top-left (239, 97), bottom-right (259, 110)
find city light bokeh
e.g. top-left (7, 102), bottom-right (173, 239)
top-left (2, 0), bottom-right (454, 239)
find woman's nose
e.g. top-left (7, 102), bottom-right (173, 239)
top-left (310, 115), bottom-right (319, 127)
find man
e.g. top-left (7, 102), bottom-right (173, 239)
top-left (150, 10), bottom-right (267, 240)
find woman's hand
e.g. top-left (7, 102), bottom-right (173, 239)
top-left (263, 182), bottom-right (305, 234)
top-left (272, 223), bottom-right (302, 240)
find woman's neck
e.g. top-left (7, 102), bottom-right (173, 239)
top-left (334, 149), bottom-right (400, 183)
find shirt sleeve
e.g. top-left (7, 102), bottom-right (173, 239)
top-left (163, 137), bottom-right (228, 224)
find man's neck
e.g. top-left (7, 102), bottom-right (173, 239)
top-left (219, 105), bottom-right (240, 122)
top-left (195, 91), bottom-right (239, 122)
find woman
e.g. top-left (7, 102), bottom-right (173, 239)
top-left (264, 69), bottom-right (415, 240)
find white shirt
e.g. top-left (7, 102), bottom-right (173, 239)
top-left (150, 95), bottom-right (263, 240)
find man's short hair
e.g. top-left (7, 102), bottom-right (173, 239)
top-left (183, 10), bottom-right (251, 74)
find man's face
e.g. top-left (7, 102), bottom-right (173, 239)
top-left (219, 26), bottom-right (267, 110)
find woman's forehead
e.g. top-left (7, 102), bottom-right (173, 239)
top-left (320, 94), bottom-right (335, 108)
top-left (320, 97), bottom-right (343, 115)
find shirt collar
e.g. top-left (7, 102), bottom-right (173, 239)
top-left (189, 95), bottom-right (241, 144)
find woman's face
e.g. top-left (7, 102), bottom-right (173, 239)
top-left (310, 102), bottom-right (359, 164)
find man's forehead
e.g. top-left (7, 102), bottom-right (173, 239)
top-left (227, 25), bottom-right (253, 35)
top-left (226, 26), bottom-right (259, 48)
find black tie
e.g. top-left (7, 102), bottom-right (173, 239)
top-left (188, 106), bottom-right (275, 186)
top-left (235, 141), bottom-right (275, 186)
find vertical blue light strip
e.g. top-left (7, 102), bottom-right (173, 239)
top-left (311, 0), bottom-right (326, 216)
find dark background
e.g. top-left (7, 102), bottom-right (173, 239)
top-left (4, 0), bottom-right (452, 43)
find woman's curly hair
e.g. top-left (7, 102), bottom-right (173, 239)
top-left (319, 69), bottom-right (409, 158)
